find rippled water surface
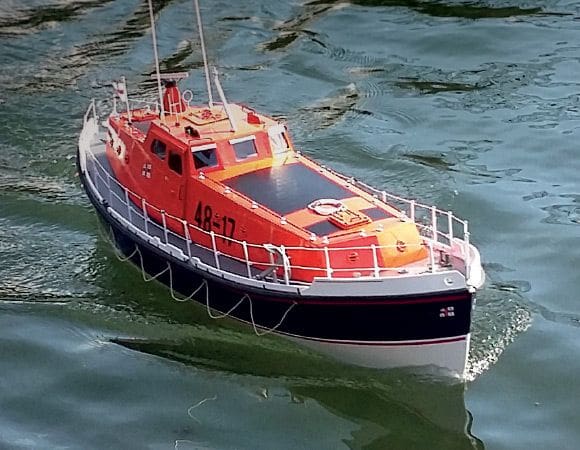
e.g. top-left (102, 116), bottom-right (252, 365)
top-left (1, 0), bottom-right (580, 449)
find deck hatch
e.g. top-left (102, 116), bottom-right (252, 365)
top-left (305, 220), bottom-right (342, 237)
top-left (328, 208), bottom-right (371, 229)
top-left (360, 206), bottom-right (392, 220)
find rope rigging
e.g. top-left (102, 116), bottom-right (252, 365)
top-left (97, 222), bottom-right (296, 336)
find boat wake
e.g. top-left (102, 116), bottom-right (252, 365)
top-left (465, 273), bottom-right (533, 382)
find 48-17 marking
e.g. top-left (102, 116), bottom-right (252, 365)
top-left (194, 201), bottom-right (236, 244)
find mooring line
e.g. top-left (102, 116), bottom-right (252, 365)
top-left (139, 257), bottom-right (169, 282)
top-left (249, 299), bottom-right (297, 337)
top-left (205, 292), bottom-right (247, 320)
top-left (95, 220), bottom-right (295, 336)
top-left (167, 266), bottom-right (208, 303)
top-left (205, 291), bottom-right (297, 337)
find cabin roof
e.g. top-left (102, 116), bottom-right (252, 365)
top-left (223, 162), bottom-right (353, 216)
top-left (123, 103), bottom-right (279, 148)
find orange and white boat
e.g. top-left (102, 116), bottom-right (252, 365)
top-left (77, 0), bottom-right (484, 376)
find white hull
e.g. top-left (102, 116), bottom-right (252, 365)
top-left (285, 334), bottom-right (470, 377)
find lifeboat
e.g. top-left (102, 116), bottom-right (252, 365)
top-left (77, 2), bottom-right (485, 377)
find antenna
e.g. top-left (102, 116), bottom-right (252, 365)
top-left (194, 0), bottom-right (213, 107)
top-left (122, 76), bottom-right (132, 123)
top-left (212, 67), bottom-right (236, 132)
top-left (147, 0), bottom-right (165, 118)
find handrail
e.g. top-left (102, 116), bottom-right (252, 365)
top-left (81, 101), bottom-right (474, 285)
top-left (83, 99), bottom-right (96, 124)
top-left (304, 154), bottom-right (469, 241)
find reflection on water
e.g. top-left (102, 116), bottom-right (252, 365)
top-left (111, 335), bottom-right (483, 450)
top-left (395, 78), bottom-right (485, 94)
top-left (291, 382), bottom-right (483, 450)
top-left (262, 0), bottom-right (543, 51)
top-left (349, 0), bottom-right (541, 18)
top-left (523, 191), bottom-right (580, 226)
top-left (298, 82), bottom-right (362, 129)
top-left (32, 238), bottom-right (489, 449)
top-left (398, 139), bottom-right (537, 187)
top-left (2, 0), bottom-right (183, 92)
top-left (60, 235), bottom-right (501, 448)
top-left (0, 0), bottom-right (113, 35)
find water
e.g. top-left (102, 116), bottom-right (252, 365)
top-left (1, 0), bottom-right (579, 448)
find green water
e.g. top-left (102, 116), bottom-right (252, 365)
top-left (1, 0), bottom-right (580, 448)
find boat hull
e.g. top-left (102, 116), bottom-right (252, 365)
top-left (79, 156), bottom-right (473, 376)
top-left (287, 334), bottom-right (469, 373)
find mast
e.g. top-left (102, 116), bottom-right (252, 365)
top-left (147, 0), bottom-right (165, 118)
top-left (194, 0), bottom-right (214, 107)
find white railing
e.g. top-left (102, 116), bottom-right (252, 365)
top-left (112, 97), bottom-right (160, 115)
top-left (309, 160), bottom-right (472, 278)
top-left (311, 161), bottom-right (469, 245)
top-left (81, 101), bottom-right (473, 286)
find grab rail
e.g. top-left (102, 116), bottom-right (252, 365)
top-left (305, 157), bottom-right (469, 249)
top-left (81, 101), bottom-right (473, 286)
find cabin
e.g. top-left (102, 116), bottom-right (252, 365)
top-left (105, 80), bottom-right (428, 282)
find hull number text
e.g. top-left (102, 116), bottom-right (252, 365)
top-left (194, 201), bottom-right (236, 244)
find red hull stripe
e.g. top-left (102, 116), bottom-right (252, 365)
top-left (263, 293), bottom-right (471, 306)
top-left (282, 333), bottom-right (467, 347)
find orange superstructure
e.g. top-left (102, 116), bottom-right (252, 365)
top-left (105, 80), bottom-right (427, 282)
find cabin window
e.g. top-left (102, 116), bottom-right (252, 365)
top-left (191, 144), bottom-right (218, 170)
top-left (133, 120), bottom-right (152, 136)
top-left (168, 151), bottom-right (182, 175)
top-left (267, 125), bottom-right (290, 155)
top-left (231, 137), bottom-right (257, 161)
top-left (151, 139), bottom-right (166, 160)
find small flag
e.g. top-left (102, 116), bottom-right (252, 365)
top-left (112, 79), bottom-right (128, 103)
top-left (439, 306), bottom-right (455, 318)
top-left (141, 163), bottom-right (152, 178)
